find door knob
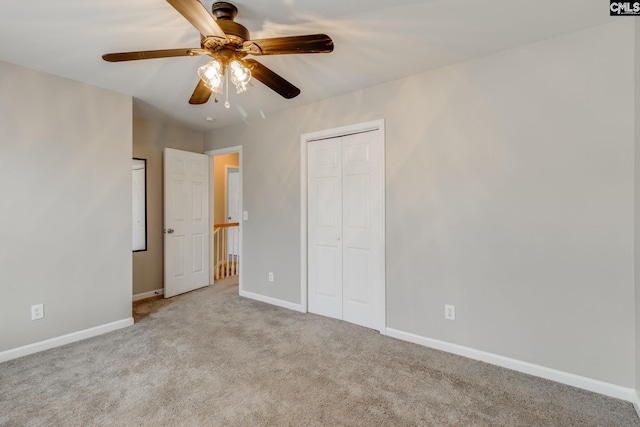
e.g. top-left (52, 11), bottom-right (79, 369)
top-left (166, 228), bottom-right (174, 234)
top-left (337, 236), bottom-right (341, 241)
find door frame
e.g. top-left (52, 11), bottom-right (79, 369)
top-left (206, 146), bottom-right (243, 294)
top-left (300, 119), bottom-right (386, 333)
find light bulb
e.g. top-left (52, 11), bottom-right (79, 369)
top-left (197, 59), bottom-right (224, 92)
top-left (229, 60), bottom-right (251, 93)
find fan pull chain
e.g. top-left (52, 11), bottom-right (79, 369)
top-left (224, 70), bottom-right (230, 109)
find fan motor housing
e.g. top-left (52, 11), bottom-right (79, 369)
top-left (211, 2), bottom-right (238, 20)
top-left (207, 2), bottom-right (249, 47)
top-left (217, 20), bottom-right (250, 46)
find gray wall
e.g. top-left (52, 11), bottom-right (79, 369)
top-left (0, 60), bottom-right (133, 352)
top-left (205, 22), bottom-right (635, 387)
top-left (132, 118), bottom-right (204, 296)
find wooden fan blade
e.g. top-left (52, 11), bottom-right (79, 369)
top-left (242, 34), bottom-right (333, 56)
top-left (102, 48), bottom-right (208, 62)
top-left (189, 79), bottom-right (213, 104)
top-left (244, 59), bottom-right (300, 99)
top-left (166, 0), bottom-right (227, 40)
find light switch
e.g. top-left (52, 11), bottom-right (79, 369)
top-left (243, 211), bottom-right (248, 221)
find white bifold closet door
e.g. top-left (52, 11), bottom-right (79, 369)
top-left (307, 129), bottom-right (384, 331)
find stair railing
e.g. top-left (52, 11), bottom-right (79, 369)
top-left (213, 222), bottom-right (239, 280)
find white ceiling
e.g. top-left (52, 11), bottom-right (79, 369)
top-left (0, 0), bottom-right (612, 130)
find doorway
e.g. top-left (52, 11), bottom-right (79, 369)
top-left (301, 120), bottom-right (386, 333)
top-left (206, 146), bottom-right (243, 293)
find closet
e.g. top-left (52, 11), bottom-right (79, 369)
top-left (307, 128), bottom-right (384, 331)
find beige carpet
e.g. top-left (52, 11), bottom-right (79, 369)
top-left (1, 277), bottom-right (638, 426)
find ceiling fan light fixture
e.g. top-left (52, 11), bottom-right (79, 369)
top-left (229, 59), bottom-right (251, 93)
top-left (198, 59), bottom-right (224, 92)
top-left (102, 1), bottom-right (333, 106)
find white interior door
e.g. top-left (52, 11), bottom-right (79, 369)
top-left (164, 148), bottom-right (210, 298)
top-left (307, 129), bottom-right (384, 331)
top-left (308, 137), bottom-right (343, 320)
top-left (341, 131), bottom-right (383, 329)
top-left (226, 167), bottom-right (240, 257)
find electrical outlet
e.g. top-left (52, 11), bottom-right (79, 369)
top-left (268, 272), bottom-right (274, 282)
top-left (444, 304), bottom-right (455, 320)
top-left (31, 304), bottom-right (44, 320)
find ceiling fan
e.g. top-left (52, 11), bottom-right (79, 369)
top-left (102, 0), bottom-right (334, 106)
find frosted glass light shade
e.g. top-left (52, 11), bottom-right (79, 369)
top-left (229, 60), bottom-right (251, 93)
top-left (198, 59), bottom-right (224, 92)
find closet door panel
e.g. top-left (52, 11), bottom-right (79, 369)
top-left (342, 132), bottom-right (383, 330)
top-left (308, 138), bottom-right (343, 320)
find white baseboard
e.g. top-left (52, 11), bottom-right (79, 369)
top-left (386, 328), bottom-right (635, 403)
top-left (239, 290), bottom-right (305, 313)
top-left (132, 288), bottom-right (164, 301)
top-left (0, 318), bottom-right (134, 364)
top-left (633, 390), bottom-right (640, 419)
